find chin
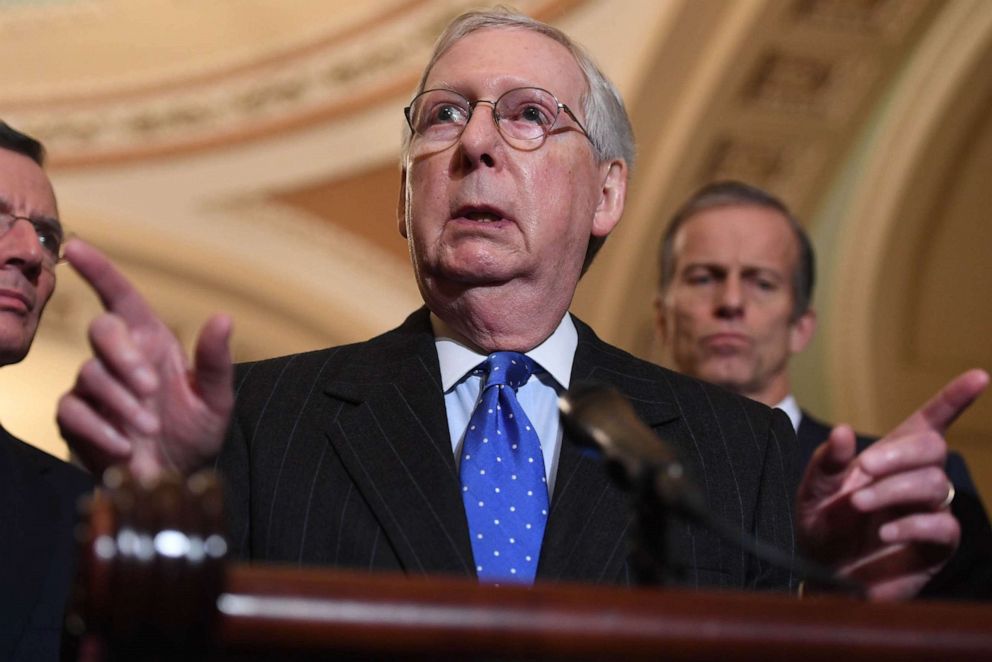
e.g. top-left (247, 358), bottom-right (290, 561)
top-left (698, 364), bottom-right (753, 392)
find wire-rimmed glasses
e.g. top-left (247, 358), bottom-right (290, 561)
top-left (404, 86), bottom-right (592, 149)
top-left (0, 212), bottom-right (66, 267)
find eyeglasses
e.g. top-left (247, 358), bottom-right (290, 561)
top-left (404, 86), bottom-right (592, 149)
top-left (0, 212), bottom-right (65, 267)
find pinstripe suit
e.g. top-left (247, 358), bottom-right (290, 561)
top-left (218, 309), bottom-right (798, 589)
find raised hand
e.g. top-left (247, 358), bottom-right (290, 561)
top-left (57, 239), bottom-right (235, 480)
top-left (797, 369), bottom-right (989, 600)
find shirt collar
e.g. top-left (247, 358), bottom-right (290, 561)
top-left (773, 394), bottom-right (802, 432)
top-left (432, 312), bottom-right (577, 392)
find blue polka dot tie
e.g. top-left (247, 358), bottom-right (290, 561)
top-left (460, 352), bottom-right (549, 584)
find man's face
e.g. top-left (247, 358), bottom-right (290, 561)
top-left (0, 148), bottom-right (58, 366)
top-left (400, 28), bottom-right (624, 312)
top-left (655, 204), bottom-right (814, 403)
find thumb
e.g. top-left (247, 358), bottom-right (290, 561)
top-left (800, 424), bottom-right (859, 501)
top-left (816, 424), bottom-right (858, 477)
top-left (192, 313), bottom-right (234, 415)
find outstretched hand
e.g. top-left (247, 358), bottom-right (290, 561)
top-left (797, 369), bottom-right (989, 600)
top-left (57, 239), bottom-right (235, 480)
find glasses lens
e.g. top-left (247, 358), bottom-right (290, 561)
top-left (409, 90), bottom-right (470, 143)
top-left (495, 88), bottom-right (560, 142)
top-left (0, 213), bottom-right (63, 265)
top-left (33, 220), bottom-right (64, 264)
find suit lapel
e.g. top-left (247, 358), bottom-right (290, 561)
top-left (539, 319), bottom-right (680, 583)
top-left (322, 312), bottom-right (474, 576)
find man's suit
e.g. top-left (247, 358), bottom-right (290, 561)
top-left (218, 309), bottom-right (799, 590)
top-left (798, 412), bottom-right (992, 599)
top-left (0, 426), bottom-right (92, 661)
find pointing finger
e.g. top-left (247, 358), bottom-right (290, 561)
top-left (886, 369), bottom-right (989, 439)
top-left (64, 238), bottom-right (160, 327)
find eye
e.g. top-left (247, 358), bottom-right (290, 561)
top-left (430, 103), bottom-right (468, 126)
top-left (31, 221), bottom-right (63, 257)
top-left (503, 99), bottom-right (555, 127)
top-left (518, 104), bottom-right (553, 126)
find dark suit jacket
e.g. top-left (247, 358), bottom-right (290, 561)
top-left (218, 309), bottom-right (799, 590)
top-left (0, 426), bottom-right (92, 661)
top-left (798, 412), bottom-right (992, 600)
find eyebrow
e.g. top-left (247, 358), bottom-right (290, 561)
top-left (682, 263), bottom-right (786, 279)
top-left (0, 194), bottom-right (61, 228)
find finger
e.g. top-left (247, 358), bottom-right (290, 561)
top-left (851, 465), bottom-right (950, 512)
top-left (74, 358), bottom-right (161, 436)
top-left (887, 369), bottom-right (990, 439)
top-left (57, 392), bottom-right (133, 471)
top-left (878, 510), bottom-right (961, 548)
top-left (64, 238), bottom-right (160, 327)
top-left (88, 313), bottom-right (159, 396)
top-left (799, 424), bottom-right (861, 508)
top-left (192, 314), bottom-right (235, 415)
top-left (856, 430), bottom-right (945, 478)
top-left (809, 424), bottom-right (858, 479)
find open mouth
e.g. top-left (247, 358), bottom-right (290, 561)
top-left (453, 205), bottom-right (510, 224)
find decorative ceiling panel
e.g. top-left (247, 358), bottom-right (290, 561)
top-left (1, 0), bottom-right (581, 166)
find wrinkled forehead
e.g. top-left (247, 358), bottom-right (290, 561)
top-left (0, 147), bottom-right (58, 218)
top-left (424, 28), bottom-right (588, 105)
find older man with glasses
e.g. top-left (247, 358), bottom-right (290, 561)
top-left (58, 9), bottom-right (986, 601)
top-left (0, 121), bottom-right (92, 662)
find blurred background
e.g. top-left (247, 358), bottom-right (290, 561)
top-left (1, 0), bottom-right (989, 502)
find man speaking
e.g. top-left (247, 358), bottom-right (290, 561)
top-left (58, 10), bottom-right (987, 601)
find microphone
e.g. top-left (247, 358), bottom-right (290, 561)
top-left (558, 381), bottom-right (705, 520)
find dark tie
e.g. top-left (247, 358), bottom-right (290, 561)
top-left (459, 352), bottom-right (549, 583)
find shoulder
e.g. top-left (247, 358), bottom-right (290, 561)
top-left (236, 309), bottom-right (431, 378)
top-left (0, 429), bottom-right (92, 501)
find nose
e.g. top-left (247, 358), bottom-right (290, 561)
top-left (2, 219), bottom-right (45, 276)
top-left (714, 275), bottom-right (744, 320)
top-left (457, 100), bottom-right (500, 168)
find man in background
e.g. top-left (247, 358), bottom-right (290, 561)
top-left (655, 179), bottom-right (992, 598)
top-left (0, 121), bottom-right (92, 660)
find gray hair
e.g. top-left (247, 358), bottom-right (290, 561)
top-left (657, 180), bottom-right (815, 321)
top-left (403, 8), bottom-right (636, 272)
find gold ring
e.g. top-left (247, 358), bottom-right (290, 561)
top-left (940, 484), bottom-right (956, 510)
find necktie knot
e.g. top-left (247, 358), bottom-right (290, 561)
top-left (482, 351), bottom-right (536, 391)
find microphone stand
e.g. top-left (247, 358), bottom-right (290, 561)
top-left (628, 469), bottom-right (674, 586)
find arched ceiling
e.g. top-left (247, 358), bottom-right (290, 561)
top-left (0, 0), bottom-right (989, 505)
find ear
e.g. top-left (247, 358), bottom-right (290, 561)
top-left (789, 308), bottom-right (817, 355)
top-left (397, 167), bottom-right (409, 239)
top-left (591, 159), bottom-right (627, 238)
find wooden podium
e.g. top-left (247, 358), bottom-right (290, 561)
top-left (66, 470), bottom-right (992, 660)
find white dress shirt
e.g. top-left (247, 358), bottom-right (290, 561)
top-left (773, 394), bottom-right (802, 433)
top-left (432, 313), bottom-right (576, 496)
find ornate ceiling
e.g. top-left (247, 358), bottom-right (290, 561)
top-left (0, 0), bottom-right (989, 498)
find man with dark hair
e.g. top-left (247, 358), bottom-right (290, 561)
top-left (0, 121), bottom-right (92, 660)
top-left (655, 180), bottom-right (992, 598)
top-left (58, 11), bottom-right (986, 601)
